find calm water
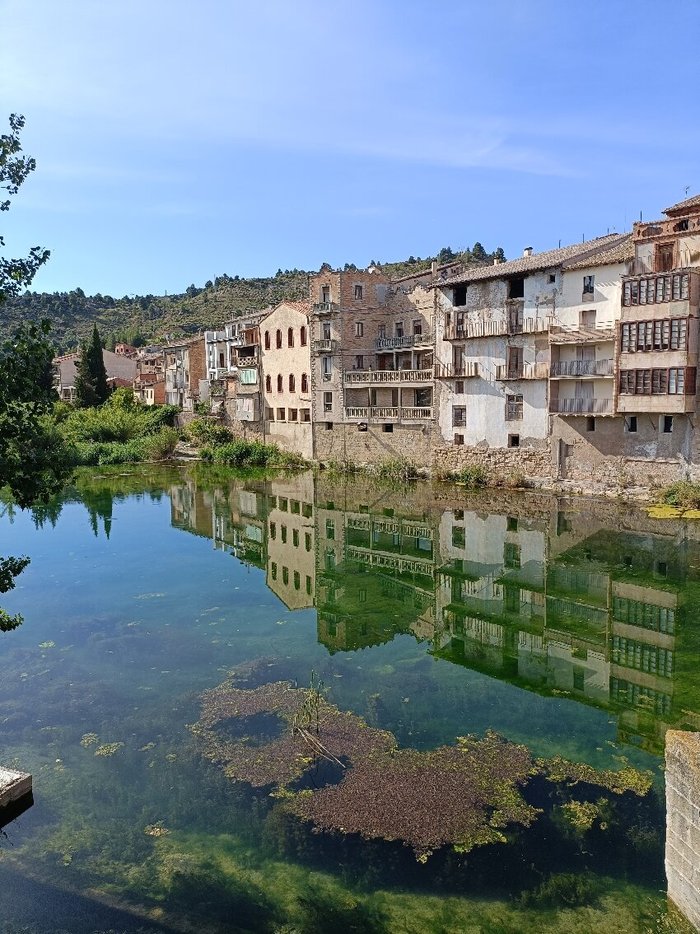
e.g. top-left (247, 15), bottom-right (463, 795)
top-left (0, 465), bottom-right (698, 933)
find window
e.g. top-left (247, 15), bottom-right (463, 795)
top-left (264, 330), bottom-right (270, 350)
top-left (452, 406), bottom-right (466, 427)
top-left (276, 329), bottom-right (283, 349)
top-left (382, 423), bottom-right (394, 432)
top-left (322, 356), bottom-right (332, 380)
top-left (325, 421), bottom-right (333, 430)
top-left (301, 373), bottom-right (308, 393)
top-left (453, 285), bottom-right (467, 306)
top-left (301, 408), bottom-right (311, 422)
top-left (508, 433), bottom-right (520, 448)
top-left (455, 380), bottom-right (464, 394)
top-left (395, 322), bottom-right (404, 338)
top-left (378, 324), bottom-right (386, 339)
top-left (622, 318), bottom-right (687, 352)
top-left (321, 285), bottom-right (331, 303)
top-left (415, 387), bottom-right (432, 408)
top-left (324, 391), bottom-right (333, 413)
top-left (288, 327), bottom-right (294, 347)
top-left (354, 284), bottom-right (363, 300)
top-left (266, 407), bottom-right (274, 421)
top-left (265, 374), bottom-right (272, 392)
top-left (289, 374), bottom-right (295, 392)
top-left (277, 407), bottom-right (285, 421)
top-left (586, 416), bottom-right (596, 432)
top-left (619, 367), bottom-right (696, 395)
top-left (548, 273), bottom-right (556, 284)
top-left (413, 320), bottom-right (423, 336)
top-left (454, 433), bottom-right (464, 445)
top-left (508, 276), bottom-right (524, 299)
top-left (288, 408), bottom-right (298, 421)
top-left (322, 321), bottom-right (331, 340)
top-left (218, 351), bottom-right (225, 368)
top-left (662, 415), bottom-right (673, 434)
top-left (277, 374), bottom-right (283, 392)
top-left (625, 416), bottom-right (638, 433)
top-left (582, 274), bottom-right (595, 296)
top-left (656, 243), bottom-right (674, 272)
top-left (300, 326), bottom-right (307, 346)
top-left (505, 394), bottom-right (523, 421)
top-left (355, 355), bottom-right (364, 370)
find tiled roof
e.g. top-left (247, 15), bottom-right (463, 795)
top-left (664, 193), bottom-right (700, 216)
top-left (438, 234), bottom-right (627, 287)
top-left (563, 234), bottom-right (634, 270)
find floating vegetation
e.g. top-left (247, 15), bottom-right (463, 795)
top-left (191, 664), bottom-right (655, 861)
top-left (80, 732), bottom-right (99, 748)
top-left (94, 741), bottom-right (124, 757)
top-left (38, 641), bottom-right (55, 649)
top-left (144, 822), bottom-right (170, 837)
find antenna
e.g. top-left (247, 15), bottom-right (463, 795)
top-left (685, 185), bottom-right (690, 197)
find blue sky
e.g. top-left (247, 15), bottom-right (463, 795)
top-left (2, 0), bottom-right (699, 297)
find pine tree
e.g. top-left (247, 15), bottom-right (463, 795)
top-left (74, 324), bottom-right (109, 407)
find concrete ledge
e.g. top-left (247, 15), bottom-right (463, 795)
top-left (0, 766), bottom-right (32, 809)
top-left (666, 731), bottom-right (700, 933)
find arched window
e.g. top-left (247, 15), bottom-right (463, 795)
top-left (277, 374), bottom-right (283, 392)
top-left (276, 329), bottom-right (282, 349)
top-left (264, 330), bottom-right (270, 350)
top-left (265, 374), bottom-right (272, 392)
top-left (301, 373), bottom-right (308, 393)
top-left (288, 327), bottom-right (294, 347)
top-left (289, 374), bottom-right (295, 392)
top-left (300, 326), bottom-right (307, 346)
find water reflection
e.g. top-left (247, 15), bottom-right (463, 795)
top-left (156, 468), bottom-right (700, 758)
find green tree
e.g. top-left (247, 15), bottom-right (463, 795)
top-left (74, 323), bottom-right (109, 407)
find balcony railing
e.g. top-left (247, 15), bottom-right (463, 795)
top-left (313, 338), bottom-right (339, 352)
top-left (343, 368), bottom-right (433, 385)
top-left (550, 359), bottom-right (614, 378)
top-left (444, 316), bottom-right (552, 340)
top-left (549, 324), bottom-right (615, 344)
top-left (375, 332), bottom-right (432, 350)
top-left (312, 302), bottom-right (337, 314)
top-left (434, 362), bottom-right (480, 378)
top-left (550, 397), bottom-right (614, 414)
top-left (345, 406), bottom-right (433, 421)
top-left (495, 363), bottom-right (549, 380)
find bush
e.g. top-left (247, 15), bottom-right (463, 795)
top-left (657, 481), bottom-right (700, 510)
top-left (373, 457), bottom-right (418, 483)
top-left (142, 427), bottom-right (179, 460)
top-left (184, 417), bottom-right (233, 447)
top-left (71, 439), bottom-right (147, 466)
top-left (455, 464), bottom-right (489, 488)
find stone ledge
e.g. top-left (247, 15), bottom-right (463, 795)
top-left (0, 766), bottom-right (32, 808)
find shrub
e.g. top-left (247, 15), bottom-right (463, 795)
top-left (184, 417), bottom-right (233, 447)
top-left (71, 439), bottom-right (147, 466)
top-left (373, 457), bottom-right (418, 483)
top-left (142, 427), bottom-right (179, 460)
top-left (657, 481), bottom-right (700, 510)
top-left (455, 463), bottom-right (489, 488)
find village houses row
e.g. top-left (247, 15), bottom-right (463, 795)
top-left (53, 194), bottom-right (700, 487)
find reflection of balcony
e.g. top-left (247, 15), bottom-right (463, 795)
top-left (344, 406), bottom-right (433, 421)
top-left (549, 397), bottom-right (613, 414)
top-left (550, 359), bottom-right (614, 378)
top-left (345, 545), bottom-right (434, 575)
top-left (549, 324), bottom-right (615, 343)
top-left (375, 333), bottom-right (432, 350)
top-left (434, 362), bottom-right (480, 378)
top-left (495, 363), bottom-right (549, 380)
top-left (314, 338), bottom-right (339, 352)
top-left (343, 368), bottom-right (433, 385)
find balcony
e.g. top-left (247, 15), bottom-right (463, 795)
top-left (375, 332), bottom-right (432, 350)
top-left (434, 362), bottom-right (480, 378)
top-left (444, 316), bottom-right (552, 340)
top-left (313, 338), bottom-right (339, 352)
top-left (550, 359), bottom-right (614, 378)
top-left (549, 324), bottom-right (616, 344)
top-left (344, 406), bottom-right (433, 422)
top-left (549, 397), bottom-right (614, 415)
top-left (343, 368), bottom-right (433, 385)
top-left (495, 363), bottom-right (549, 380)
top-left (312, 302), bottom-right (337, 314)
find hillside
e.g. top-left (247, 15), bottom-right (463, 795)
top-left (0, 243), bottom-right (503, 353)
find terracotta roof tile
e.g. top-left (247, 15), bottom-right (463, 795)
top-left (664, 193), bottom-right (700, 216)
top-left (439, 234), bottom-right (628, 287)
top-left (563, 235), bottom-right (634, 270)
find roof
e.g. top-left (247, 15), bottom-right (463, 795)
top-left (261, 300), bottom-right (311, 321)
top-left (54, 349), bottom-right (138, 389)
top-left (563, 234), bottom-right (634, 270)
top-left (439, 234), bottom-right (628, 287)
top-left (664, 193), bottom-right (700, 217)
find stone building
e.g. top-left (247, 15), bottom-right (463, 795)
top-left (164, 336), bottom-right (206, 412)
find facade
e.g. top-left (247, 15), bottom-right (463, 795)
top-left (164, 337), bottom-right (207, 412)
top-left (53, 349), bottom-right (138, 402)
top-left (204, 313), bottom-right (266, 431)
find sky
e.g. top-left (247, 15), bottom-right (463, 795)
top-left (2, 0), bottom-right (699, 297)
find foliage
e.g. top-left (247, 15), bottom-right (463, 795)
top-left (74, 323), bottom-right (109, 407)
top-left (518, 872), bottom-right (601, 908)
top-left (202, 438), bottom-right (306, 469)
top-left (0, 555), bottom-right (30, 631)
top-left (142, 426), bottom-right (179, 460)
top-left (0, 114), bottom-right (50, 302)
top-left (454, 463), bottom-right (490, 488)
top-left (371, 457), bottom-right (419, 484)
top-left (183, 416), bottom-right (233, 447)
top-left (656, 480), bottom-right (700, 510)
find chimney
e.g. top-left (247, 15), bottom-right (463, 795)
top-left (431, 260), bottom-right (438, 278)
top-left (523, 246), bottom-right (533, 258)
top-left (493, 258), bottom-right (500, 265)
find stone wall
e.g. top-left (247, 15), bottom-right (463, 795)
top-left (665, 730), bottom-right (700, 932)
top-left (432, 440), bottom-right (553, 482)
top-left (314, 421), bottom-right (437, 466)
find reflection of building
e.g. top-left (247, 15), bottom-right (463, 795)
top-left (265, 474), bottom-right (315, 610)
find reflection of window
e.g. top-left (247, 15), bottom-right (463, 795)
top-left (359, 589), bottom-right (367, 603)
top-left (326, 518), bottom-right (335, 540)
top-left (282, 566), bottom-right (289, 585)
top-left (281, 525), bottom-right (287, 544)
top-left (504, 542), bottom-right (521, 568)
top-left (271, 561), bottom-right (277, 580)
top-left (452, 526), bottom-right (465, 548)
top-left (292, 529), bottom-right (299, 547)
top-left (305, 532), bottom-right (312, 551)
top-left (294, 571), bottom-right (300, 590)
top-left (325, 549), bottom-right (336, 571)
top-left (306, 575), bottom-right (312, 595)
top-left (269, 522), bottom-right (276, 539)
top-left (573, 667), bottom-right (585, 691)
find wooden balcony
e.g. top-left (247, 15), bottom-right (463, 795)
top-left (375, 332), bottom-right (432, 350)
top-left (444, 316), bottom-right (552, 340)
top-left (550, 359), bottom-right (614, 378)
top-left (344, 406), bottom-right (434, 422)
top-left (549, 324), bottom-right (616, 344)
top-left (549, 397), bottom-right (614, 415)
top-left (434, 362), bottom-right (480, 378)
top-left (495, 363), bottom-right (549, 380)
top-left (343, 368), bottom-right (433, 385)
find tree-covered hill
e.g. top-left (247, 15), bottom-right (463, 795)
top-left (0, 243), bottom-right (503, 353)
